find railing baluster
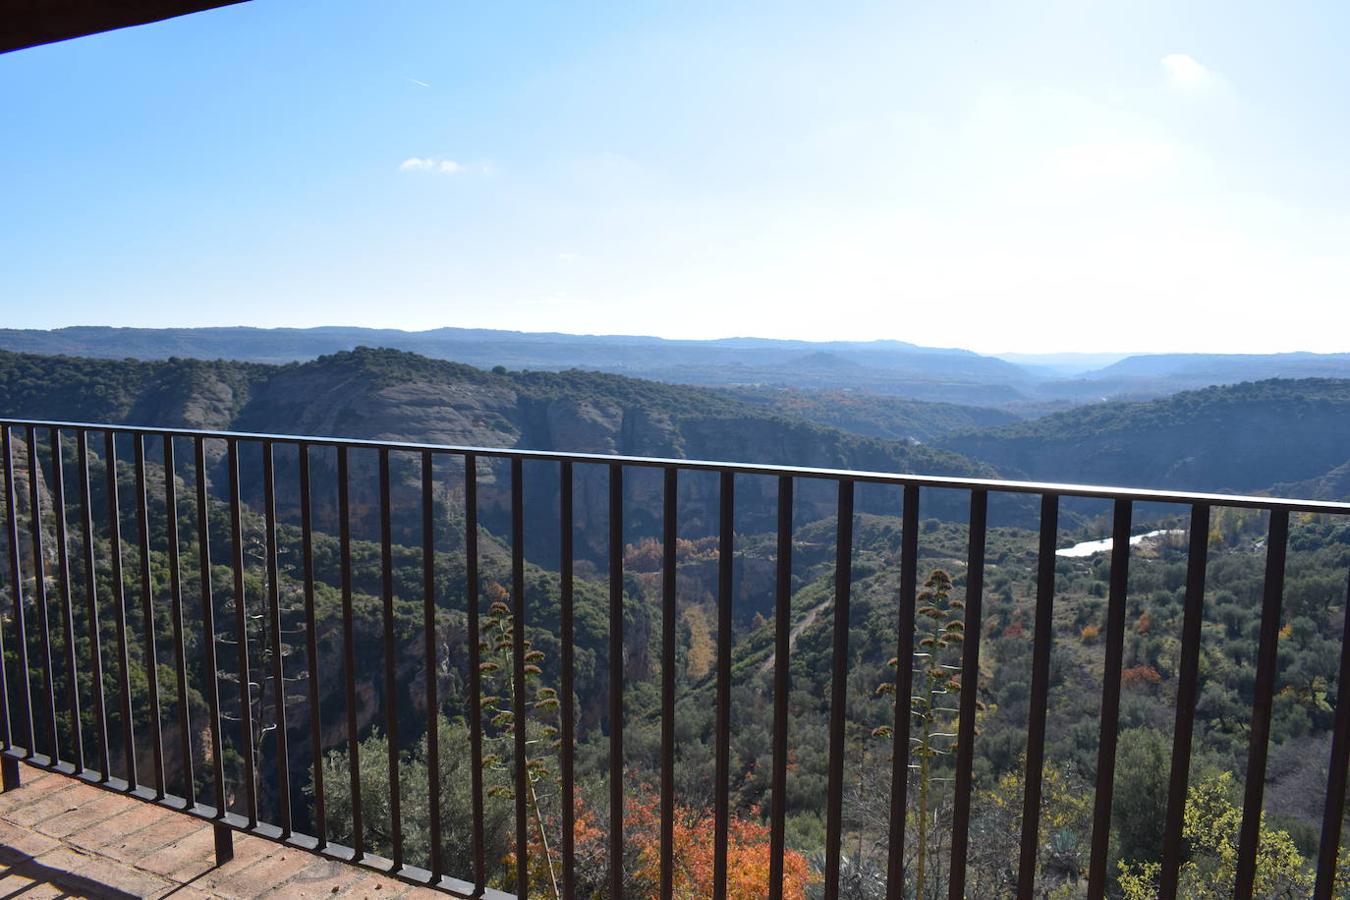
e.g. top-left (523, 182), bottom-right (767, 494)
top-left (0, 430), bottom-right (12, 754)
top-left (26, 427), bottom-right (59, 762)
top-left (464, 452), bottom-right (486, 889)
top-left (1086, 498), bottom-right (1132, 898)
top-left (1313, 564), bottom-right (1350, 899)
top-left (227, 439), bottom-right (257, 826)
top-left (659, 468), bottom-right (678, 900)
top-left (510, 457), bottom-right (528, 896)
top-left (560, 460), bottom-right (576, 900)
top-left (422, 450), bottom-right (442, 881)
top-left (195, 436), bottom-right (228, 817)
top-left (768, 475), bottom-right (793, 900)
top-left (713, 470), bottom-right (734, 898)
top-left (608, 462), bottom-right (625, 900)
top-left (133, 434), bottom-right (166, 796)
top-left (948, 488), bottom-right (988, 898)
top-left (824, 479), bottom-right (854, 900)
top-left (887, 483), bottom-right (920, 898)
top-left (263, 441), bottom-right (291, 836)
top-left (3, 426), bottom-right (35, 756)
top-left (1233, 509), bottom-right (1289, 897)
top-left (50, 429), bottom-right (84, 774)
top-left (299, 444), bottom-right (325, 847)
top-left (378, 448), bottom-right (403, 868)
top-left (162, 436), bottom-right (193, 807)
top-left (1158, 502), bottom-right (1211, 899)
top-left (105, 431), bottom-right (137, 786)
top-left (1017, 494), bottom-right (1060, 895)
top-left (78, 430), bottom-right (110, 779)
top-left (337, 445), bottom-right (363, 859)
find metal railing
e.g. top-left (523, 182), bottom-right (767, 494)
top-left (0, 416), bottom-right (1347, 899)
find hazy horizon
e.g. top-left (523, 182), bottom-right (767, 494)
top-left (5, 322), bottom-right (1347, 362)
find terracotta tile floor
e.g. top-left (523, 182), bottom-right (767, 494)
top-left (0, 764), bottom-right (446, 899)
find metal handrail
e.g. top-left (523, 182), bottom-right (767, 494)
top-left (1, 417), bottom-right (1349, 515)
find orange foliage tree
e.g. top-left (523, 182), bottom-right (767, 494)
top-left (549, 787), bottom-right (817, 898)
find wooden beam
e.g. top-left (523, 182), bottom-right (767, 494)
top-left (1, 1), bottom-right (251, 54)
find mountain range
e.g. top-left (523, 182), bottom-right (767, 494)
top-left (6, 326), bottom-right (1350, 408)
top-left (3, 342), bottom-right (1349, 504)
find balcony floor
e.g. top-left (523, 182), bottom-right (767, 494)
top-left (0, 765), bottom-right (442, 898)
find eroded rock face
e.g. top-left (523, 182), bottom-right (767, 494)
top-left (236, 366), bottom-right (521, 449)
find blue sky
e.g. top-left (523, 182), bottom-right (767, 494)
top-left (3, 0), bottom-right (1348, 353)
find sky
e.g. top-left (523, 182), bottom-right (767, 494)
top-left (2, 0), bottom-right (1348, 354)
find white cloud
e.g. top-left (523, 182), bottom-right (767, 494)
top-left (1161, 53), bottom-right (1218, 92)
top-left (399, 157), bottom-right (464, 174)
top-left (1051, 139), bottom-right (1178, 182)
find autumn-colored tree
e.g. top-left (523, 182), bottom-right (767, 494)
top-left (682, 605), bottom-right (715, 679)
top-left (625, 791), bottom-right (817, 898)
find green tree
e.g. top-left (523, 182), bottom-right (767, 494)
top-left (1117, 772), bottom-right (1311, 898)
top-left (1110, 727), bottom-right (1169, 871)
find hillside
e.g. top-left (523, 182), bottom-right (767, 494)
top-left (0, 347), bottom-right (990, 479)
top-left (0, 351), bottom-right (270, 430)
top-left (718, 386), bottom-right (1022, 442)
top-left (0, 347), bottom-right (1002, 550)
top-left (941, 378), bottom-right (1350, 496)
top-left (0, 326), bottom-right (1039, 405)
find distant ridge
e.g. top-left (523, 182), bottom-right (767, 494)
top-left (0, 325), bottom-right (1036, 405)
top-left (940, 378), bottom-right (1350, 496)
top-left (3, 326), bottom-right (1349, 408)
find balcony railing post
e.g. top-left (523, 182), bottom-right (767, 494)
top-left (1017, 493), bottom-right (1061, 895)
top-left (162, 435), bottom-right (193, 806)
top-left (0, 431), bottom-right (15, 756)
top-left (561, 459), bottom-right (577, 900)
top-left (510, 456), bottom-right (528, 896)
top-left (50, 428), bottom-right (84, 776)
top-left (104, 430), bottom-right (137, 786)
top-left (1159, 503), bottom-right (1211, 899)
top-left (263, 441), bottom-right (291, 837)
top-left (337, 445), bottom-right (363, 859)
top-left (132, 433), bottom-right (165, 797)
top-left (767, 474), bottom-right (792, 900)
top-left (80, 429), bottom-right (110, 780)
top-left (0, 756), bottom-right (17, 791)
top-left (299, 444), bottom-right (326, 847)
top-left (26, 427), bottom-right (59, 764)
top-left (713, 470), bottom-right (734, 897)
top-left (464, 452), bottom-right (486, 889)
top-left (1086, 498), bottom-right (1133, 899)
top-left (421, 450), bottom-right (443, 882)
top-left (3, 425), bottom-right (35, 756)
top-left (226, 439), bottom-right (256, 826)
top-left (1234, 509), bottom-right (1290, 897)
top-left (214, 823), bottom-right (234, 865)
top-left (194, 436), bottom-right (228, 819)
top-left (1313, 564), bottom-right (1350, 899)
top-left (379, 448), bottom-right (403, 869)
top-left (947, 488), bottom-right (988, 898)
top-left (823, 479), bottom-right (854, 900)
top-left (608, 462), bottom-right (625, 900)
top-left (886, 483), bottom-right (920, 899)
